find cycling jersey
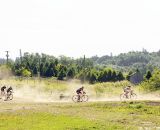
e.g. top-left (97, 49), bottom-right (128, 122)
top-left (76, 88), bottom-right (83, 94)
top-left (7, 87), bottom-right (13, 93)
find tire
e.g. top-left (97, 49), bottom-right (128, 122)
top-left (6, 93), bottom-right (13, 101)
top-left (120, 93), bottom-right (126, 101)
top-left (0, 92), bottom-right (5, 100)
top-left (81, 95), bottom-right (88, 102)
top-left (9, 94), bottom-right (13, 100)
top-left (72, 95), bottom-right (79, 102)
top-left (0, 94), bottom-right (2, 100)
top-left (130, 93), bottom-right (137, 100)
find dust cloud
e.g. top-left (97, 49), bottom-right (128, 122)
top-left (0, 65), bottom-right (13, 79)
top-left (13, 85), bottom-right (160, 103)
top-left (0, 79), bottom-right (160, 103)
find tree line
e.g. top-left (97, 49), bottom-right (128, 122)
top-left (5, 52), bottom-right (125, 83)
top-left (90, 50), bottom-right (160, 74)
top-left (1, 50), bottom-right (158, 84)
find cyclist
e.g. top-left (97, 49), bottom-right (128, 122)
top-left (4, 86), bottom-right (13, 101)
top-left (76, 86), bottom-right (85, 102)
top-left (123, 86), bottom-right (132, 98)
top-left (6, 86), bottom-right (13, 95)
top-left (0, 85), bottom-right (7, 98)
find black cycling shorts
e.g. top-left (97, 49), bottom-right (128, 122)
top-left (76, 91), bottom-right (82, 94)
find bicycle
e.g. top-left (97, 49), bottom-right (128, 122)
top-left (5, 91), bottom-right (13, 101)
top-left (120, 91), bottom-right (137, 101)
top-left (0, 91), bottom-right (6, 100)
top-left (72, 93), bottom-right (89, 102)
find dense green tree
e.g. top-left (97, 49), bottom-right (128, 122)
top-left (145, 70), bottom-right (152, 80)
top-left (10, 51), bottom-right (160, 83)
top-left (67, 67), bottom-right (76, 79)
top-left (56, 65), bottom-right (67, 80)
top-left (126, 71), bottom-right (133, 81)
top-left (117, 72), bottom-right (125, 81)
top-left (140, 69), bottom-right (160, 91)
top-left (57, 68), bottom-right (66, 80)
top-left (107, 69), bottom-right (112, 81)
top-left (33, 66), bottom-right (38, 75)
top-left (22, 69), bottom-right (31, 77)
top-left (111, 70), bottom-right (117, 81)
top-left (89, 71), bottom-right (97, 84)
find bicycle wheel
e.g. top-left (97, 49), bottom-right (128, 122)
top-left (120, 93), bottom-right (126, 101)
top-left (81, 95), bottom-right (88, 102)
top-left (9, 94), bottom-right (13, 100)
top-left (130, 93), bottom-right (137, 100)
top-left (0, 92), bottom-right (5, 100)
top-left (72, 95), bottom-right (79, 102)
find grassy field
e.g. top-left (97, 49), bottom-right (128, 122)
top-left (0, 78), bottom-right (160, 130)
top-left (0, 101), bottom-right (160, 130)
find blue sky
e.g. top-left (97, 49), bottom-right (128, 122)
top-left (0, 0), bottom-right (160, 59)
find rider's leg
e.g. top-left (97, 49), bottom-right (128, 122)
top-left (126, 91), bottom-right (129, 98)
top-left (124, 92), bottom-right (127, 97)
top-left (0, 91), bottom-right (5, 99)
top-left (0, 91), bottom-right (2, 99)
top-left (4, 92), bottom-right (8, 101)
top-left (79, 93), bottom-right (83, 102)
top-left (78, 93), bottom-right (80, 101)
top-left (78, 93), bottom-right (83, 102)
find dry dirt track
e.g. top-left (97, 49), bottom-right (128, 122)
top-left (0, 93), bottom-right (160, 104)
top-left (0, 97), bottom-right (160, 115)
top-left (0, 95), bottom-right (160, 118)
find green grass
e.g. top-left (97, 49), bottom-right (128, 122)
top-left (0, 78), bottom-right (160, 129)
top-left (0, 112), bottom-right (106, 130)
top-left (0, 101), bottom-right (160, 130)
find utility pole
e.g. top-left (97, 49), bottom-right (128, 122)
top-left (19, 49), bottom-right (22, 65)
top-left (110, 52), bottom-right (113, 57)
top-left (38, 55), bottom-right (41, 80)
top-left (83, 55), bottom-right (86, 83)
top-left (83, 55), bottom-right (86, 67)
top-left (5, 51), bottom-right (9, 64)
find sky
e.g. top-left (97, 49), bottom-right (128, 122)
top-left (0, 0), bottom-right (160, 59)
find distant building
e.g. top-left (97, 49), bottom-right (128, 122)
top-left (129, 72), bottom-right (143, 84)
